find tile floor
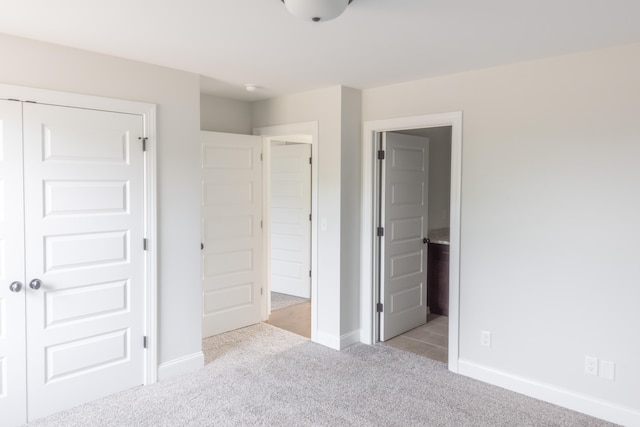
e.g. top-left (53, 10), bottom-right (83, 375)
top-left (383, 314), bottom-right (449, 363)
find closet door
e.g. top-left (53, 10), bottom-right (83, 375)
top-left (0, 100), bottom-right (27, 426)
top-left (22, 103), bottom-right (146, 420)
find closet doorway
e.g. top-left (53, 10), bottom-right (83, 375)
top-left (0, 84), bottom-right (157, 424)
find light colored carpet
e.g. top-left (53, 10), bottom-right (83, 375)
top-left (29, 323), bottom-right (615, 427)
top-left (271, 291), bottom-right (309, 311)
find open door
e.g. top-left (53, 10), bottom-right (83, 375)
top-left (379, 132), bottom-right (430, 341)
top-left (270, 143), bottom-right (311, 299)
top-left (201, 132), bottom-right (263, 338)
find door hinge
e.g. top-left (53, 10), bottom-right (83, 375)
top-left (261, 288), bottom-right (263, 296)
top-left (260, 220), bottom-right (263, 229)
top-left (377, 227), bottom-right (384, 237)
top-left (143, 238), bottom-right (148, 250)
top-left (377, 150), bottom-right (385, 160)
top-left (309, 157), bottom-right (312, 165)
top-left (139, 136), bottom-right (148, 151)
top-left (309, 270), bottom-right (312, 278)
top-left (260, 153), bottom-right (263, 161)
top-left (309, 213), bottom-right (312, 221)
top-left (377, 303), bottom-right (384, 313)
top-left (143, 336), bottom-right (148, 349)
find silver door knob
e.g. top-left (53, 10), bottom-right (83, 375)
top-left (29, 279), bottom-right (42, 290)
top-left (10, 281), bottom-right (23, 292)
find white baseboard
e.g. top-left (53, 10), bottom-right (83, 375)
top-left (314, 329), bottom-right (361, 350)
top-left (314, 330), bottom-right (340, 350)
top-left (458, 359), bottom-right (640, 427)
top-left (157, 351), bottom-right (204, 381)
top-left (340, 329), bottom-right (361, 349)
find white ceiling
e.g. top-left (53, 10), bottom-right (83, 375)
top-left (2, 0), bottom-right (640, 101)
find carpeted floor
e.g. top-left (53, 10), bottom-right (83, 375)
top-left (271, 291), bottom-right (309, 311)
top-left (29, 323), bottom-right (615, 427)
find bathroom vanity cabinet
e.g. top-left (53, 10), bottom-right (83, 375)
top-left (427, 242), bottom-right (449, 316)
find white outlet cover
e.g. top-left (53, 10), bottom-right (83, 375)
top-left (480, 331), bottom-right (491, 347)
top-left (585, 356), bottom-right (598, 376)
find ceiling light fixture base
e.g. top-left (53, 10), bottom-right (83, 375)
top-left (281, 0), bottom-right (353, 23)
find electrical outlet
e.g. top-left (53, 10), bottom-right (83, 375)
top-left (480, 331), bottom-right (491, 347)
top-left (585, 356), bottom-right (598, 376)
top-left (600, 360), bottom-right (615, 381)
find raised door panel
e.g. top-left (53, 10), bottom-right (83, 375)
top-left (0, 99), bottom-right (27, 426)
top-left (381, 132), bottom-right (429, 341)
top-left (201, 132), bottom-right (263, 338)
top-left (22, 103), bottom-right (145, 421)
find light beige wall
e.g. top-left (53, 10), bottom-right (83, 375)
top-left (253, 86), bottom-right (352, 346)
top-left (363, 43), bottom-right (640, 418)
top-left (252, 85), bottom-right (362, 343)
top-left (339, 87), bottom-right (362, 337)
top-left (0, 34), bottom-right (202, 367)
top-left (200, 93), bottom-right (251, 133)
top-left (427, 127), bottom-right (452, 231)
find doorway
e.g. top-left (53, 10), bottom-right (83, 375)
top-left (360, 112), bottom-right (462, 372)
top-left (254, 122), bottom-right (319, 341)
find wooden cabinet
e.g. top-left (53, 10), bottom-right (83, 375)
top-left (427, 242), bottom-right (449, 316)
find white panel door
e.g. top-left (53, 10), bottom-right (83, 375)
top-left (22, 103), bottom-right (146, 421)
top-left (380, 132), bottom-right (429, 341)
top-left (270, 144), bottom-right (311, 299)
top-left (0, 100), bottom-right (27, 426)
top-left (201, 132), bottom-right (263, 337)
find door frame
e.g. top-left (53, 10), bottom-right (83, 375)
top-left (360, 112), bottom-right (462, 372)
top-left (0, 83), bottom-right (158, 384)
top-left (254, 122), bottom-right (318, 342)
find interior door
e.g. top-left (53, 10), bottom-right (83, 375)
top-left (380, 132), bottom-right (429, 341)
top-left (270, 144), bottom-right (311, 299)
top-left (22, 103), bottom-right (146, 421)
top-left (201, 132), bottom-right (263, 337)
top-left (0, 99), bottom-right (27, 426)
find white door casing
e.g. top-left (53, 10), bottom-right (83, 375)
top-left (23, 103), bottom-right (146, 421)
top-left (360, 112), bottom-right (462, 371)
top-left (201, 132), bottom-right (263, 338)
top-left (270, 144), bottom-right (311, 299)
top-left (380, 132), bottom-right (430, 341)
top-left (0, 99), bottom-right (27, 426)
